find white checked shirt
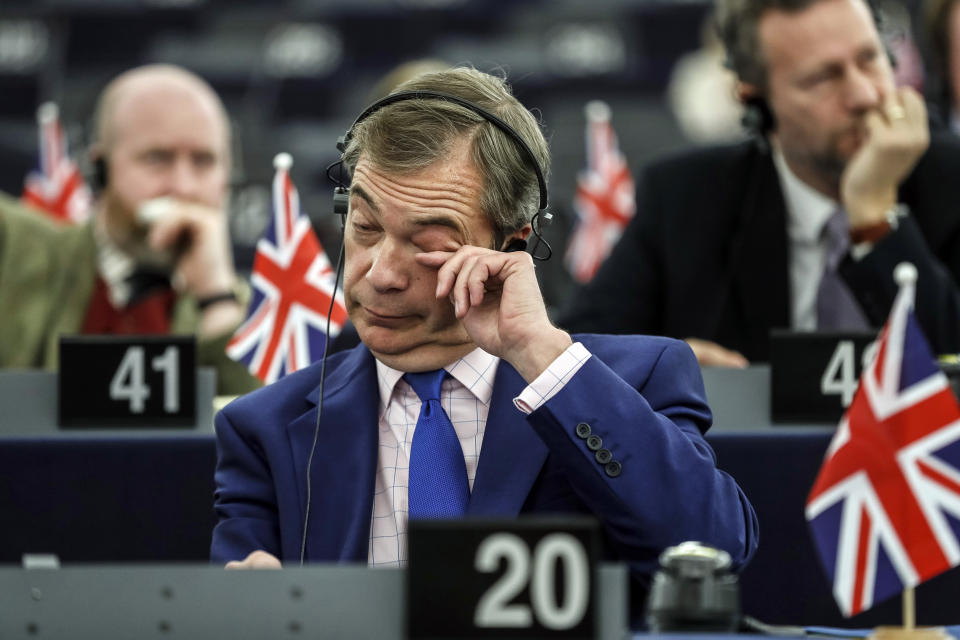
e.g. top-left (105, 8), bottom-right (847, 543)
top-left (368, 342), bottom-right (591, 567)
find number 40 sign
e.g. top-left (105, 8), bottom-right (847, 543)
top-left (770, 331), bottom-right (877, 423)
top-left (59, 336), bottom-right (196, 428)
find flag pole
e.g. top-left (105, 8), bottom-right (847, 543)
top-left (862, 264), bottom-right (949, 640)
top-left (903, 586), bottom-right (915, 631)
top-left (893, 267), bottom-right (918, 637)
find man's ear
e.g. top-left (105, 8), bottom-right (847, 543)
top-left (736, 81), bottom-right (776, 135)
top-left (86, 144), bottom-right (108, 192)
top-left (736, 81), bottom-right (760, 105)
top-left (500, 224), bottom-right (533, 252)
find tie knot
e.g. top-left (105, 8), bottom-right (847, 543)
top-left (403, 370), bottom-right (447, 403)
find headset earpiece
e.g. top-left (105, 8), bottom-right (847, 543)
top-left (333, 185), bottom-right (349, 228)
top-left (742, 97), bottom-right (774, 133)
top-left (502, 238), bottom-right (527, 253)
top-left (92, 156), bottom-right (108, 191)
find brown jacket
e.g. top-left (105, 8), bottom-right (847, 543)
top-left (0, 192), bottom-right (260, 395)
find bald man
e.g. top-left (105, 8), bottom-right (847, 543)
top-left (0, 64), bottom-right (260, 395)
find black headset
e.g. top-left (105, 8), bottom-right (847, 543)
top-left (326, 89), bottom-right (553, 259)
top-left (91, 156), bottom-right (109, 191)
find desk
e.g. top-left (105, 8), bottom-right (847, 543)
top-left (2, 433), bottom-right (959, 628)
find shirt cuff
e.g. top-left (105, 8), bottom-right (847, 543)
top-left (513, 342), bottom-right (592, 414)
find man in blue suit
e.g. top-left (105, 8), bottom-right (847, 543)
top-left (211, 68), bottom-right (758, 606)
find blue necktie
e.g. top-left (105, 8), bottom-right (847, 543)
top-left (404, 370), bottom-right (470, 518)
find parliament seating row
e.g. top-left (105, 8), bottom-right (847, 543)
top-left (3, 431), bottom-right (959, 628)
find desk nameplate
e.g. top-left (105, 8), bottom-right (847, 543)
top-left (770, 330), bottom-right (877, 424)
top-left (59, 335), bottom-right (196, 428)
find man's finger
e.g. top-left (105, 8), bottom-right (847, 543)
top-left (685, 338), bottom-right (749, 368)
top-left (863, 109), bottom-right (885, 135)
top-left (434, 248), bottom-right (480, 299)
top-left (452, 254), bottom-right (482, 317)
top-left (148, 216), bottom-right (192, 251)
top-left (468, 263), bottom-right (489, 307)
top-left (224, 550), bottom-right (282, 569)
top-left (899, 86), bottom-right (925, 120)
top-left (414, 251), bottom-right (453, 268)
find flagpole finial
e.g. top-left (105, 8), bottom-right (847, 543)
top-left (894, 262), bottom-right (918, 288)
top-left (584, 100), bottom-right (611, 123)
top-left (273, 152), bottom-right (293, 171)
top-left (37, 102), bottom-right (58, 125)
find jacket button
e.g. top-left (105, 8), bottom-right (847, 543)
top-left (575, 423), bottom-right (591, 439)
top-left (595, 449), bottom-right (612, 464)
top-left (604, 461), bottom-right (622, 477)
top-left (586, 435), bottom-right (603, 451)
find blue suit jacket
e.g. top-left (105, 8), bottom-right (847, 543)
top-left (211, 334), bottom-right (759, 578)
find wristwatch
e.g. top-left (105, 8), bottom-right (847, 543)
top-left (849, 203), bottom-right (908, 259)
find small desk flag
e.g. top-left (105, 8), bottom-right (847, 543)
top-left (806, 263), bottom-right (960, 616)
top-left (22, 102), bottom-right (91, 224)
top-left (564, 100), bottom-right (635, 283)
top-left (227, 153), bottom-right (348, 384)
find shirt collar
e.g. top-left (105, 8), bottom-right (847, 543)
top-left (772, 145), bottom-right (838, 244)
top-left (92, 211), bottom-right (137, 308)
top-left (375, 347), bottom-right (500, 414)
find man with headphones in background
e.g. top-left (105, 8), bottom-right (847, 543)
top-left (560, 0), bottom-right (960, 367)
top-left (0, 64), bottom-right (260, 394)
top-left (211, 67), bottom-right (758, 623)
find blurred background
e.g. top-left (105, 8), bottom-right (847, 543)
top-left (0, 0), bottom-right (937, 307)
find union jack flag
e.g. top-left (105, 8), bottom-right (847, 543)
top-left (226, 153), bottom-right (348, 384)
top-left (21, 102), bottom-right (91, 224)
top-left (806, 263), bottom-right (960, 617)
top-left (564, 100), bottom-right (635, 283)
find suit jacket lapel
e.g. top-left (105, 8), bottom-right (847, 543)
top-left (727, 147), bottom-right (791, 359)
top-left (468, 362), bottom-right (549, 516)
top-left (285, 346), bottom-right (380, 562)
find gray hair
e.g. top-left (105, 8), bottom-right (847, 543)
top-left (715, 0), bottom-right (821, 90)
top-left (715, 0), bottom-right (883, 91)
top-left (342, 67), bottom-right (550, 247)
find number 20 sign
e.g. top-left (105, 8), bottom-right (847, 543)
top-left (59, 336), bottom-right (196, 428)
top-left (407, 518), bottom-right (599, 639)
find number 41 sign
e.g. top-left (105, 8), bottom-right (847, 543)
top-left (59, 336), bottom-right (196, 428)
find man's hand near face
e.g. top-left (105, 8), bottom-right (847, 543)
top-left (145, 198), bottom-right (243, 337)
top-left (841, 87), bottom-right (930, 228)
top-left (416, 246), bottom-right (573, 383)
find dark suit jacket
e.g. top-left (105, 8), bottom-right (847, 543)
top-left (558, 136), bottom-right (960, 361)
top-left (211, 334), bottom-right (758, 583)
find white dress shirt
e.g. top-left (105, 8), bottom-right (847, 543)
top-left (772, 148), bottom-right (838, 331)
top-left (368, 342), bottom-right (591, 567)
top-left (92, 216), bottom-right (139, 308)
